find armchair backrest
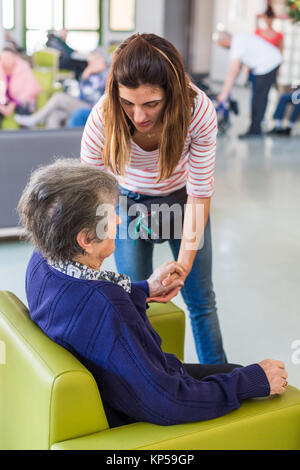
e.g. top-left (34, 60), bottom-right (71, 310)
top-left (32, 48), bottom-right (60, 71)
top-left (0, 291), bottom-right (109, 450)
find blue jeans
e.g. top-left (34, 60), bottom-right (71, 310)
top-left (114, 188), bottom-right (227, 364)
top-left (67, 107), bottom-right (91, 128)
top-left (273, 92), bottom-right (300, 123)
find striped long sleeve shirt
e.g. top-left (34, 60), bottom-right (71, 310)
top-left (80, 88), bottom-right (217, 198)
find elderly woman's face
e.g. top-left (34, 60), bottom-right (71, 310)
top-left (88, 52), bottom-right (106, 72)
top-left (92, 207), bottom-right (121, 262)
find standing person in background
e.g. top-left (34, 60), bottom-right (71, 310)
top-left (81, 33), bottom-right (227, 365)
top-left (215, 31), bottom-right (282, 139)
top-left (0, 45), bottom-right (40, 127)
top-left (247, 6), bottom-right (283, 97)
top-left (255, 5), bottom-right (284, 52)
top-left (15, 47), bottom-right (110, 129)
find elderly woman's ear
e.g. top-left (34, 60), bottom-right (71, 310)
top-left (76, 229), bottom-right (96, 255)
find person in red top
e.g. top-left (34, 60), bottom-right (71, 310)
top-left (255, 6), bottom-right (284, 52)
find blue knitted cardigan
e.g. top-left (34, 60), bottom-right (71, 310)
top-left (26, 251), bottom-right (270, 427)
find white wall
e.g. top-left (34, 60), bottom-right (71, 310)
top-left (13, 0), bottom-right (24, 47)
top-left (101, 0), bottom-right (165, 48)
top-left (1, 0), bottom-right (24, 49)
top-left (190, 0), bottom-right (214, 74)
top-left (164, 0), bottom-right (190, 66)
top-left (210, 0), bottom-right (267, 83)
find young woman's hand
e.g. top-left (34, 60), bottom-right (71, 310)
top-left (147, 261), bottom-right (185, 300)
top-left (146, 285), bottom-right (182, 304)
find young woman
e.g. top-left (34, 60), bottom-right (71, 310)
top-left (81, 33), bottom-right (225, 364)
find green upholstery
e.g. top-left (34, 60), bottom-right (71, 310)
top-left (145, 301), bottom-right (185, 362)
top-left (32, 69), bottom-right (62, 110)
top-left (33, 47), bottom-right (75, 81)
top-left (1, 114), bottom-right (19, 130)
top-left (32, 48), bottom-right (60, 72)
top-left (52, 388), bottom-right (300, 450)
top-left (1, 290), bottom-right (300, 450)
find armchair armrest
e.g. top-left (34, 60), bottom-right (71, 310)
top-left (146, 301), bottom-right (185, 361)
top-left (51, 386), bottom-right (300, 450)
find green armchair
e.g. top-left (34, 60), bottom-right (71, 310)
top-left (0, 290), bottom-right (300, 450)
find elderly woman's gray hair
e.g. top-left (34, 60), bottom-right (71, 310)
top-left (17, 158), bottom-right (119, 263)
top-left (91, 46), bottom-right (111, 65)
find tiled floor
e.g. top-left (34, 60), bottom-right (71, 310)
top-left (1, 84), bottom-right (299, 388)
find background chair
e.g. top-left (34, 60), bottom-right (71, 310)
top-left (32, 48), bottom-right (60, 75)
top-left (0, 290), bottom-right (300, 450)
top-left (1, 114), bottom-right (19, 130)
top-left (33, 47), bottom-right (75, 82)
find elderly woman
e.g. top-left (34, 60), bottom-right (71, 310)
top-left (18, 159), bottom-right (287, 428)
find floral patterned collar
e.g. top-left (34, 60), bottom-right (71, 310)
top-left (48, 259), bottom-right (131, 293)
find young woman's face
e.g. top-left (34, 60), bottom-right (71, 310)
top-left (118, 84), bottom-right (166, 134)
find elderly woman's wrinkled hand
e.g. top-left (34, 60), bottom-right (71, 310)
top-left (258, 359), bottom-right (288, 395)
top-left (146, 261), bottom-right (186, 302)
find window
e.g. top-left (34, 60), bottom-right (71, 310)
top-left (2, 0), bottom-right (15, 30)
top-left (277, 19), bottom-right (300, 87)
top-left (63, 0), bottom-right (100, 52)
top-left (25, 0), bottom-right (101, 55)
top-left (109, 0), bottom-right (135, 32)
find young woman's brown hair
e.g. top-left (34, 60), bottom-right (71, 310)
top-left (102, 33), bottom-right (197, 182)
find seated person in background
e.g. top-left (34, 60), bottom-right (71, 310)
top-left (267, 89), bottom-right (300, 136)
top-left (15, 47), bottom-right (110, 129)
top-left (17, 158), bottom-right (288, 428)
top-left (0, 45), bottom-right (40, 127)
top-left (67, 47), bottom-right (110, 128)
top-left (255, 6), bottom-right (284, 52)
top-left (46, 29), bottom-right (87, 80)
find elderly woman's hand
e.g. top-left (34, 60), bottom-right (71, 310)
top-left (258, 359), bottom-right (288, 395)
top-left (147, 261), bottom-right (185, 300)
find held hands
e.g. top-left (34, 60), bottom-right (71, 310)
top-left (147, 261), bottom-right (187, 303)
top-left (258, 359), bottom-right (288, 395)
